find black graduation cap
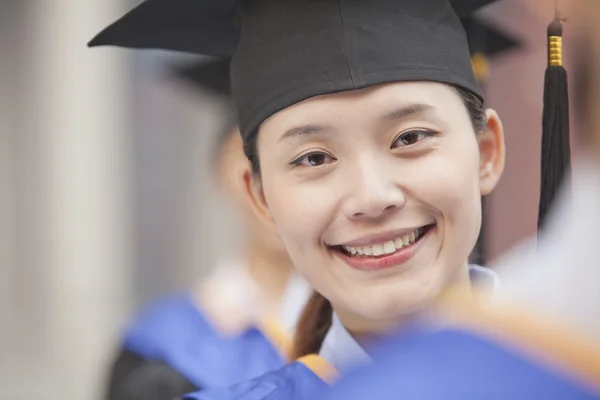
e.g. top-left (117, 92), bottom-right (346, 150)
top-left (89, 0), bottom-right (568, 234)
top-left (89, 0), bottom-right (498, 58)
top-left (169, 19), bottom-right (518, 97)
top-left (89, 0), bottom-right (496, 142)
top-left (172, 58), bottom-right (232, 98)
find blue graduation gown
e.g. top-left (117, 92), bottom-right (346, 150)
top-left (107, 292), bottom-right (289, 399)
top-left (315, 294), bottom-right (600, 400)
top-left (315, 328), bottom-right (600, 400)
top-left (179, 293), bottom-right (600, 400)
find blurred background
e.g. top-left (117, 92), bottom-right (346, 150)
top-left (0, 0), bottom-right (585, 399)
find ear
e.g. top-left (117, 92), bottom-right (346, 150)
top-left (478, 109), bottom-right (506, 196)
top-left (242, 170), bottom-right (280, 234)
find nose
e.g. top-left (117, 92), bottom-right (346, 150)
top-left (342, 159), bottom-right (407, 220)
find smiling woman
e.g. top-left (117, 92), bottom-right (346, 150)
top-left (88, 0), bottom-right (566, 399)
top-left (248, 81), bottom-right (504, 344)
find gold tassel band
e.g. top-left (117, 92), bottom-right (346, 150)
top-left (548, 36), bottom-right (563, 66)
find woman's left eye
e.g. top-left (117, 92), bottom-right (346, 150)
top-left (391, 129), bottom-right (437, 148)
top-left (290, 151), bottom-right (337, 167)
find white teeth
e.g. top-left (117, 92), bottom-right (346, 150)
top-left (342, 227), bottom-right (427, 257)
top-left (401, 235), bottom-right (410, 246)
top-left (372, 244), bottom-right (384, 256)
top-left (383, 240), bottom-right (396, 255)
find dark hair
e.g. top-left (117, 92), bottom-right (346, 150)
top-left (453, 85), bottom-right (488, 133)
top-left (243, 130), bottom-right (261, 175)
top-left (292, 291), bottom-right (333, 358)
top-left (244, 85), bottom-right (488, 358)
top-left (243, 85), bottom-right (487, 175)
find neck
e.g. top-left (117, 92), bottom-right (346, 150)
top-left (338, 262), bottom-right (473, 347)
top-left (244, 239), bottom-right (294, 306)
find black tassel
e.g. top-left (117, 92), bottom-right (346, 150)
top-left (538, 18), bottom-right (571, 233)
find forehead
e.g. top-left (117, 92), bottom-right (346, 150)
top-left (261, 82), bottom-right (462, 130)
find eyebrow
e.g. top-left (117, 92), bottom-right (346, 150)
top-left (278, 103), bottom-right (438, 143)
top-left (382, 103), bottom-right (437, 121)
top-left (279, 123), bottom-right (333, 143)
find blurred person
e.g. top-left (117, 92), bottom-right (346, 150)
top-left (88, 0), bottom-right (576, 399)
top-left (104, 58), bottom-right (311, 400)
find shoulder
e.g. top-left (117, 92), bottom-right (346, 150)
top-left (319, 312), bottom-right (600, 399)
top-left (182, 359), bottom-right (332, 400)
top-left (122, 292), bottom-right (211, 358)
top-left (118, 291), bottom-right (289, 389)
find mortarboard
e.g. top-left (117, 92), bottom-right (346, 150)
top-left (171, 58), bottom-right (232, 98)
top-left (89, 0), bottom-right (568, 234)
top-left (89, 0), bottom-right (496, 141)
top-left (169, 18), bottom-right (519, 96)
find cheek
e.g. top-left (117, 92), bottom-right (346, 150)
top-left (441, 152), bottom-right (482, 252)
top-left (412, 140), bottom-right (482, 248)
top-left (260, 171), bottom-right (337, 272)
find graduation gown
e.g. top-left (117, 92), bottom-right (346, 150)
top-left (180, 265), bottom-right (500, 400)
top-left (106, 259), bottom-right (311, 400)
top-left (313, 299), bottom-right (600, 400)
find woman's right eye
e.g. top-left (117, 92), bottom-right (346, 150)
top-left (290, 151), bottom-right (336, 167)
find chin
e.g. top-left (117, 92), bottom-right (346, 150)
top-left (341, 273), bottom-right (446, 323)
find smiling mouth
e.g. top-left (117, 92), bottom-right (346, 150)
top-left (330, 224), bottom-right (435, 259)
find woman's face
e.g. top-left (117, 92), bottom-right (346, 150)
top-left (248, 82), bottom-right (504, 327)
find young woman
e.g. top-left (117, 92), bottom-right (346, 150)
top-left (88, 0), bottom-right (548, 398)
top-left (105, 59), bottom-right (311, 400)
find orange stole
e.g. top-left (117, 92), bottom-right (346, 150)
top-left (257, 316), bottom-right (295, 361)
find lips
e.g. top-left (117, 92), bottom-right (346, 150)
top-left (341, 226), bottom-right (426, 257)
top-left (329, 224), bottom-right (435, 271)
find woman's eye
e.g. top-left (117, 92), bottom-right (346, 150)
top-left (291, 151), bottom-right (336, 167)
top-left (392, 129), bottom-right (436, 148)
